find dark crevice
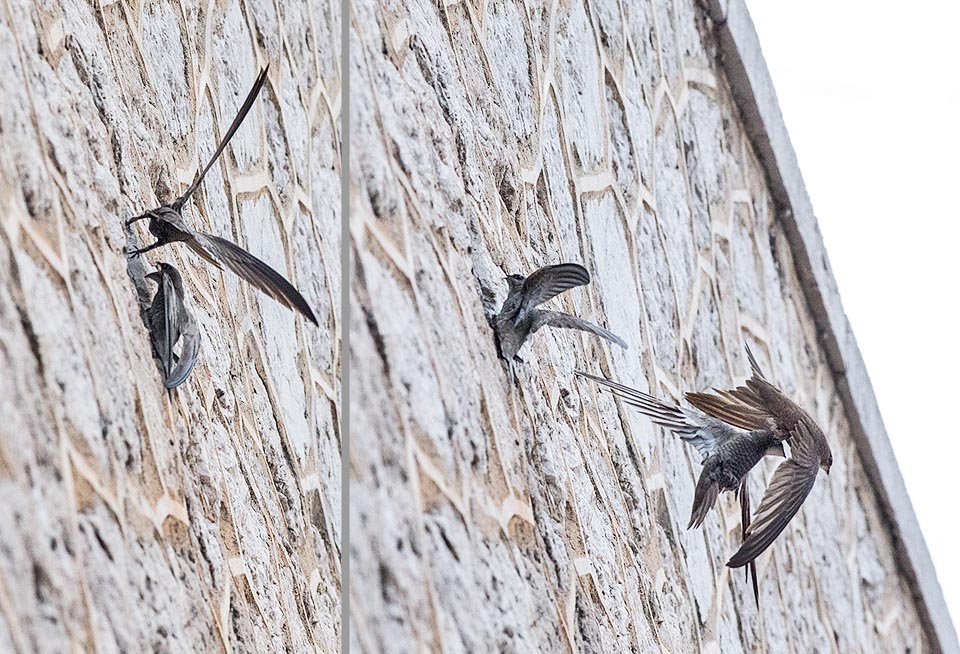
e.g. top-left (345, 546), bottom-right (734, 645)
top-left (362, 304), bottom-right (390, 377)
top-left (15, 304), bottom-right (44, 380)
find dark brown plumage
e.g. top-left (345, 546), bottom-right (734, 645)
top-left (577, 343), bottom-right (832, 605)
top-left (126, 66), bottom-right (318, 326)
top-left (494, 263), bottom-right (626, 383)
top-left (145, 263), bottom-right (200, 390)
top-left (685, 345), bottom-right (833, 570)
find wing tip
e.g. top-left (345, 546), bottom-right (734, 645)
top-left (726, 555), bottom-right (748, 569)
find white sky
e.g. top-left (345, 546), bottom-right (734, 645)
top-left (744, 0), bottom-right (960, 629)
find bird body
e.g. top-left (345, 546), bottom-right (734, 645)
top-left (494, 263), bottom-right (626, 380)
top-left (145, 263), bottom-right (200, 390)
top-left (126, 66), bottom-right (318, 325)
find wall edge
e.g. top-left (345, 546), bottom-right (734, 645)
top-left (704, 0), bottom-right (959, 650)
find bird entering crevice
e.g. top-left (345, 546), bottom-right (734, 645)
top-left (493, 262), bottom-right (627, 385)
top-left (125, 65), bottom-right (318, 326)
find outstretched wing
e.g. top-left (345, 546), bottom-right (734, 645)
top-left (685, 342), bottom-right (792, 433)
top-left (727, 417), bottom-right (823, 568)
top-left (575, 372), bottom-right (738, 461)
top-left (531, 310), bottom-right (626, 349)
top-left (175, 66), bottom-right (270, 208)
top-left (192, 232), bottom-right (318, 325)
top-left (684, 388), bottom-right (772, 431)
top-left (514, 263), bottom-right (590, 324)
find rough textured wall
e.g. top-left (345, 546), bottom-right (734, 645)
top-left (349, 0), bottom-right (929, 651)
top-left (0, 1), bottom-right (340, 652)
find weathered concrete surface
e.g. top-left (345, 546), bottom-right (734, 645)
top-left (349, 0), bottom-right (938, 651)
top-left (0, 0), bottom-right (340, 652)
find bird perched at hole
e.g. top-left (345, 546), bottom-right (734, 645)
top-left (576, 344), bottom-right (832, 605)
top-left (145, 263), bottom-right (200, 390)
top-left (125, 65), bottom-right (318, 325)
top-left (494, 263), bottom-right (627, 383)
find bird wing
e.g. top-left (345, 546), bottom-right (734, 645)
top-left (683, 343), bottom-right (774, 430)
top-left (531, 310), bottom-right (626, 349)
top-left (161, 269), bottom-right (176, 378)
top-left (744, 342), bottom-right (767, 380)
top-left (575, 372), bottom-right (738, 460)
top-left (165, 319), bottom-right (200, 389)
top-left (684, 343), bottom-right (801, 433)
top-left (183, 232), bottom-right (226, 270)
top-left (515, 263), bottom-right (590, 324)
top-left (192, 231), bottom-right (318, 325)
top-left (727, 417), bottom-right (822, 568)
top-left (145, 277), bottom-right (171, 376)
top-left (684, 389), bottom-right (772, 431)
top-left (688, 473), bottom-right (720, 529)
top-left (175, 66), bottom-right (270, 208)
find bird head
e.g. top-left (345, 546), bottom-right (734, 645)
top-left (821, 452), bottom-right (833, 474)
top-left (145, 262), bottom-right (163, 283)
top-left (146, 262), bottom-right (183, 289)
top-left (504, 274), bottom-right (525, 291)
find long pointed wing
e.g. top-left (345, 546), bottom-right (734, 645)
top-left (175, 66), bottom-right (270, 208)
top-left (684, 343), bottom-right (774, 430)
top-left (575, 372), bottom-right (739, 461)
top-left (684, 343), bottom-right (798, 433)
top-left (684, 389), bottom-right (771, 431)
top-left (727, 418), bottom-right (822, 568)
top-left (161, 271), bottom-right (176, 378)
top-left (531, 310), bottom-right (626, 349)
top-left (515, 263), bottom-right (590, 324)
top-left (576, 371), bottom-right (696, 434)
top-left (165, 322), bottom-right (200, 389)
top-left (744, 342), bottom-right (767, 380)
top-left (193, 232), bottom-right (318, 325)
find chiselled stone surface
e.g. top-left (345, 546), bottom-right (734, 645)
top-left (349, 0), bottom-right (929, 651)
top-left (0, 0), bottom-right (340, 651)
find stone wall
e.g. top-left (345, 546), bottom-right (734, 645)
top-left (349, 0), bottom-right (932, 651)
top-left (0, 1), bottom-right (340, 652)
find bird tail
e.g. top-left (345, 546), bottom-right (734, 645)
top-left (688, 473), bottom-right (719, 529)
top-left (739, 478), bottom-right (759, 607)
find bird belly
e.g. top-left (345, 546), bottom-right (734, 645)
top-left (495, 328), bottom-right (521, 361)
top-left (716, 435), bottom-right (769, 488)
top-left (493, 312), bottom-right (526, 361)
